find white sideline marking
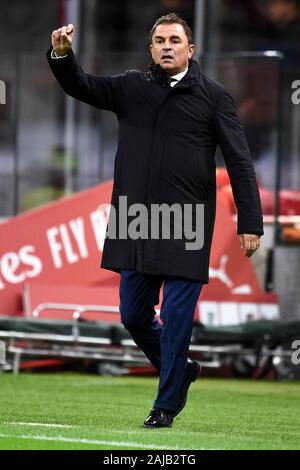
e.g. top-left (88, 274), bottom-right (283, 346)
top-left (0, 432), bottom-right (222, 450)
top-left (0, 433), bottom-right (190, 450)
top-left (4, 422), bottom-right (75, 429)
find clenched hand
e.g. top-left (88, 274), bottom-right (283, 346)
top-left (51, 24), bottom-right (74, 56)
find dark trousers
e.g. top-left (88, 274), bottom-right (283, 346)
top-left (119, 270), bottom-right (202, 412)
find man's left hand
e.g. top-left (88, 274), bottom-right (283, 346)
top-left (239, 234), bottom-right (261, 257)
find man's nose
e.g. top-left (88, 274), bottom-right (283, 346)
top-left (163, 44), bottom-right (172, 51)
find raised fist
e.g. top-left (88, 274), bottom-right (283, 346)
top-left (51, 24), bottom-right (74, 56)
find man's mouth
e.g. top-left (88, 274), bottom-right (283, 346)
top-left (161, 55), bottom-right (174, 60)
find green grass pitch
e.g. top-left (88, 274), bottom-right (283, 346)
top-left (0, 373), bottom-right (299, 450)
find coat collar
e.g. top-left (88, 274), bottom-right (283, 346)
top-left (148, 59), bottom-right (200, 89)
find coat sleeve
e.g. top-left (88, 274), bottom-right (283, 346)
top-left (46, 47), bottom-right (125, 114)
top-left (214, 88), bottom-right (264, 236)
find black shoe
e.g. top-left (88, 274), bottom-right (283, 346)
top-left (173, 359), bottom-right (201, 418)
top-left (143, 408), bottom-right (174, 428)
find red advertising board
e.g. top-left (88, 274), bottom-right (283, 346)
top-left (0, 181), bottom-right (278, 324)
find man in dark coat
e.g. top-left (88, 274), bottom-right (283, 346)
top-left (48, 13), bottom-right (263, 428)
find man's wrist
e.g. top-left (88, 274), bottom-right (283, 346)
top-left (51, 49), bottom-right (69, 59)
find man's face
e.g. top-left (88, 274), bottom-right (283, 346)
top-left (150, 23), bottom-right (195, 75)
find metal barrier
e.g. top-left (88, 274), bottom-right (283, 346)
top-left (32, 303), bottom-right (120, 320)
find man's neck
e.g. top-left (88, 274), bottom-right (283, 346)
top-left (165, 65), bottom-right (189, 77)
top-left (170, 66), bottom-right (188, 78)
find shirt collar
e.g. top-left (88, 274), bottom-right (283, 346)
top-left (170, 67), bottom-right (189, 83)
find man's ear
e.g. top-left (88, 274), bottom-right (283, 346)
top-left (188, 44), bottom-right (195, 59)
